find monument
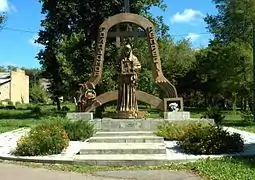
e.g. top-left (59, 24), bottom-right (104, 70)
top-left (116, 44), bottom-right (141, 118)
top-left (74, 0), bottom-right (189, 121)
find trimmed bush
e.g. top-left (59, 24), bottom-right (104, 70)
top-left (61, 106), bottom-right (70, 112)
top-left (13, 124), bottom-right (69, 156)
top-left (156, 122), bottom-right (211, 141)
top-left (201, 107), bottom-right (225, 125)
top-left (178, 125), bottom-right (244, 155)
top-left (63, 120), bottom-right (95, 141)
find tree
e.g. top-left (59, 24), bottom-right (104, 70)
top-left (0, 13), bottom-right (6, 30)
top-left (36, 0), bottom-right (170, 111)
top-left (30, 83), bottom-right (50, 104)
top-left (189, 0), bottom-right (254, 109)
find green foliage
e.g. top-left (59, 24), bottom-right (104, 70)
top-left (186, 157), bottom-right (255, 180)
top-left (0, 12), bottom-right (6, 30)
top-left (155, 122), bottom-right (211, 141)
top-left (36, 0), bottom-right (173, 111)
top-left (13, 124), bottom-right (69, 156)
top-left (30, 83), bottom-right (49, 104)
top-left (201, 107), bottom-right (225, 125)
top-left (241, 108), bottom-right (254, 122)
top-left (4, 105), bottom-right (16, 110)
top-left (62, 120), bottom-right (95, 141)
top-left (61, 106), bottom-right (70, 112)
top-left (30, 106), bottom-right (42, 116)
top-left (178, 125), bottom-right (244, 155)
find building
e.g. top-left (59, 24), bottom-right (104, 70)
top-left (0, 69), bottom-right (29, 104)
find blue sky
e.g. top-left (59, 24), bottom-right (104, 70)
top-left (0, 0), bottom-right (217, 68)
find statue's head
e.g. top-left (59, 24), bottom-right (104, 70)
top-left (123, 44), bottom-right (132, 56)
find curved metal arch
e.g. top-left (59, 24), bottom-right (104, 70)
top-left (100, 13), bottom-right (154, 31)
top-left (85, 90), bottom-right (164, 112)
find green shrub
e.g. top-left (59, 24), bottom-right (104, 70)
top-left (5, 105), bottom-right (16, 110)
top-left (201, 107), bottom-right (225, 125)
top-left (13, 124), bottom-right (69, 156)
top-left (155, 122), bottom-right (211, 141)
top-left (241, 109), bottom-right (253, 122)
top-left (178, 125), bottom-right (244, 155)
top-left (61, 106), bottom-right (70, 112)
top-left (30, 106), bottom-right (42, 115)
top-left (63, 120), bottom-right (95, 141)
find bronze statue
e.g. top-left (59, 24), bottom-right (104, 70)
top-left (116, 44), bottom-right (141, 118)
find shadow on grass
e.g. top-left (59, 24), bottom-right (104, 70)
top-left (0, 112), bottom-right (38, 120)
top-left (0, 110), bottom-right (67, 121)
top-left (229, 156), bottom-right (255, 168)
top-left (222, 120), bottom-right (255, 127)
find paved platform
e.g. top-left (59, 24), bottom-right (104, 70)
top-left (0, 163), bottom-right (202, 180)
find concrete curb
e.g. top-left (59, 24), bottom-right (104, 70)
top-left (0, 152), bottom-right (255, 166)
top-left (0, 155), bottom-right (75, 165)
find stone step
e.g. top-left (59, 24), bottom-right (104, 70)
top-left (74, 154), bottom-right (167, 166)
top-left (88, 136), bottom-right (164, 143)
top-left (79, 143), bottom-right (166, 155)
top-left (94, 131), bottom-right (155, 137)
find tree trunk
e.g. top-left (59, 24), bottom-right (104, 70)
top-left (204, 94), bottom-right (207, 107)
top-left (56, 97), bottom-right (61, 111)
top-left (240, 97), bottom-right (244, 110)
top-left (232, 93), bottom-right (237, 112)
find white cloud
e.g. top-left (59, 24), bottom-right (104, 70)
top-left (0, 0), bottom-right (17, 12)
top-left (170, 9), bottom-right (204, 24)
top-left (186, 33), bottom-right (200, 42)
top-left (29, 35), bottom-right (43, 48)
top-left (0, 0), bottom-right (8, 12)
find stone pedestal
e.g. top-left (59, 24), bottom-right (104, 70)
top-left (66, 112), bottom-right (93, 121)
top-left (163, 111), bottom-right (190, 120)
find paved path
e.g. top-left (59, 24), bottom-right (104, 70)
top-left (0, 163), bottom-right (202, 180)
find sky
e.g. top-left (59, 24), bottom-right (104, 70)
top-left (0, 0), bottom-right (217, 69)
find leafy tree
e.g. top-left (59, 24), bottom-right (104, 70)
top-left (29, 83), bottom-right (50, 104)
top-left (0, 13), bottom-right (6, 30)
top-left (187, 0), bottom-right (254, 109)
top-left (36, 0), bottom-right (170, 111)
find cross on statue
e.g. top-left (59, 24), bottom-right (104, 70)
top-left (107, 0), bottom-right (147, 48)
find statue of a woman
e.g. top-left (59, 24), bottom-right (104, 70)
top-left (116, 44), bottom-right (141, 118)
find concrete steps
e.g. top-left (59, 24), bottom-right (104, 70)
top-left (79, 143), bottom-right (166, 155)
top-left (88, 136), bottom-right (163, 143)
top-left (75, 154), bottom-right (168, 166)
top-left (94, 131), bottom-right (155, 137)
top-left (77, 131), bottom-right (167, 166)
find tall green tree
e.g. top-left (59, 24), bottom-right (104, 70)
top-left (192, 0), bottom-right (254, 108)
top-left (36, 0), bottom-right (169, 110)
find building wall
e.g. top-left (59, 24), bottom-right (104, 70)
top-left (0, 82), bottom-right (10, 101)
top-left (10, 69), bottom-right (29, 104)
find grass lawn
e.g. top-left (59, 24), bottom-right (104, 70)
top-left (0, 104), bottom-right (74, 133)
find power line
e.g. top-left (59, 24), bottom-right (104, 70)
top-left (1, 27), bottom-right (212, 37)
top-left (2, 27), bottom-right (38, 34)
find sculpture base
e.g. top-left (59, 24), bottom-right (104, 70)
top-left (114, 111), bottom-right (138, 119)
top-left (66, 112), bottom-right (93, 121)
top-left (164, 111), bottom-right (190, 120)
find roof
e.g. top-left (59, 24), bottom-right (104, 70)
top-left (0, 73), bottom-right (11, 85)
